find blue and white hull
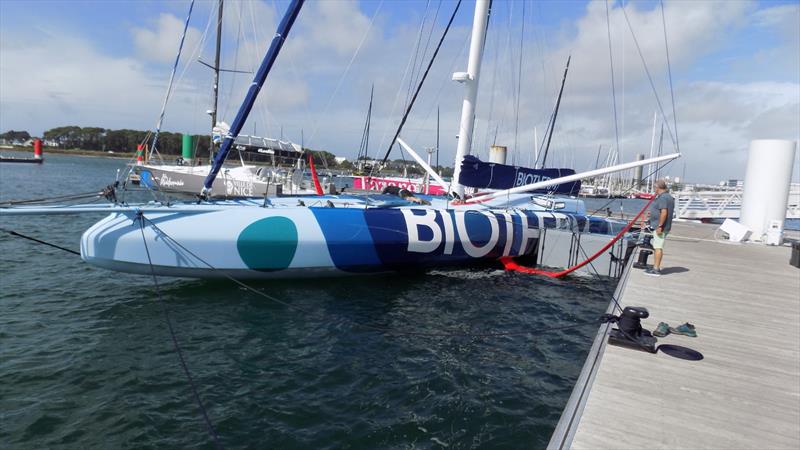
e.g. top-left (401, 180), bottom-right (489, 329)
top-left (78, 194), bottom-right (627, 279)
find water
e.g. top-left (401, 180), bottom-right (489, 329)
top-left (0, 153), bottom-right (615, 449)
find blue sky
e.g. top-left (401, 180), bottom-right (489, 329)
top-left (1, 0), bottom-right (798, 183)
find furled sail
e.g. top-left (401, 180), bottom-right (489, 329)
top-left (458, 155), bottom-right (581, 196)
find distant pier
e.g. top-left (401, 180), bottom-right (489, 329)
top-left (0, 156), bottom-right (43, 164)
top-left (549, 221), bottom-right (800, 449)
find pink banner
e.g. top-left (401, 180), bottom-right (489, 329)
top-left (352, 176), bottom-right (446, 196)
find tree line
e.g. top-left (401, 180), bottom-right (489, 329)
top-left (3, 126), bottom-right (454, 176)
top-left (0, 130), bottom-right (31, 142)
top-left (39, 126), bottom-right (211, 156)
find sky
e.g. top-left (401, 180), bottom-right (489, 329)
top-left (0, 0), bottom-right (798, 184)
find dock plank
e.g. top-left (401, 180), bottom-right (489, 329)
top-left (561, 222), bottom-right (800, 449)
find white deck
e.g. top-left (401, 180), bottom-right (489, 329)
top-left (549, 221), bottom-right (800, 449)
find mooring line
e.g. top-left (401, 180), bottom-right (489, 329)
top-left (137, 214), bottom-right (224, 450)
top-left (0, 228), bottom-right (81, 256)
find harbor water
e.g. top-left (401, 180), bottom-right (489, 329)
top-left (1, 154), bottom-right (615, 449)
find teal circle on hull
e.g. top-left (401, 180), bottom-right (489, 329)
top-left (237, 217), bottom-right (298, 271)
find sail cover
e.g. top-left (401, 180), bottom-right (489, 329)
top-left (233, 135), bottom-right (302, 159)
top-left (459, 155), bottom-right (581, 196)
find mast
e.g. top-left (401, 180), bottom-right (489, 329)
top-left (357, 84), bottom-right (374, 164)
top-left (436, 106), bottom-right (440, 172)
top-left (202, 0), bottom-right (304, 194)
top-left (211, 0), bottom-right (223, 133)
top-left (450, 0), bottom-right (491, 198)
top-left (540, 54), bottom-right (570, 168)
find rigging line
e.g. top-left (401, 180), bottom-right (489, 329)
top-left (221, 0), bottom-right (245, 120)
top-left (420, 0), bottom-right (444, 75)
top-left (660, 0), bottom-right (679, 153)
top-left (375, 15), bottom-right (430, 158)
top-left (411, 0), bottom-right (443, 102)
top-left (249, 0), bottom-right (274, 140)
top-left (272, 0), bottom-right (314, 140)
top-left (620, 3), bottom-right (678, 148)
top-left (172, 2), bottom-right (218, 94)
top-left (148, 0), bottom-right (217, 151)
top-left (604, 0), bottom-right (621, 175)
top-left (585, 158), bottom-right (677, 218)
top-left (482, 11), bottom-right (501, 159)
top-left (357, 85), bottom-right (374, 161)
top-left (305, 0), bottom-right (384, 148)
top-left (1, 228), bottom-right (80, 256)
top-left (375, 0), bottom-right (463, 170)
top-left (153, 0), bottom-right (219, 156)
top-left (137, 216), bottom-right (224, 450)
top-left (152, 0), bottom-right (197, 153)
top-left (0, 190), bottom-right (104, 206)
top-left (539, 55), bottom-right (570, 169)
top-left (409, 25), bottom-right (470, 145)
top-left (404, 0), bottom-right (432, 109)
top-left (140, 216), bottom-right (600, 338)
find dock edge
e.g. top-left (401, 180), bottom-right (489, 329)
top-left (546, 252), bottom-right (636, 450)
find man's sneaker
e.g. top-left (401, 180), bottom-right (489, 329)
top-left (653, 322), bottom-right (670, 337)
top-left (669, 323), bottom-right (697, 337)
top-left (644, 268), bottom-right (662, 277)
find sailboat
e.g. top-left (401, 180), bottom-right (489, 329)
top-left (1, 0), bottom-right (679, 280)
top-left (132, 0), bottom-right (321, 198)
top-left (349, 86), bottom-right (447, 195)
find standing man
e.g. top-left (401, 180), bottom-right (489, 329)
top-left (643, 179), bottom-right (675, 276)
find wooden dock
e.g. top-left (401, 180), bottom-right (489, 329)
top-left (549, 221), bottom-right (800, 449)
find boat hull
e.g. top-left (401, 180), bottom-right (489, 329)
top-left (137, 165), bottom-right (277, 197)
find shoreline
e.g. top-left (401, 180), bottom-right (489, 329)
top-left (2, 146), bottom-right (137, 160)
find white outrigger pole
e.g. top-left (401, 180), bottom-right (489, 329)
top-left (463, 152), bottom-right (681, 204)
top-left (450, 0), bottom-right (490, 199)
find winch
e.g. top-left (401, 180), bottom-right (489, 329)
top-left (603, 306), bottom-right (658, 353)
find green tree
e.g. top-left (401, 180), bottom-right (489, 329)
top-left (337, 160), bottom-right (355, 170)
top-left (0, 130), bottom-right (30, 142)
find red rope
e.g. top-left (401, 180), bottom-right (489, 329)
top-left (500, 196), bottom-right (656, 278)
top-left (308, 153), bottom-right (324, 195)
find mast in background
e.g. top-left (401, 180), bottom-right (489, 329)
top-left (540, 55), bottom-right (570, 168)
top-left (211, 0), bottom-right (223, 133)
top-left (202, 0), bottom-right (305, 194)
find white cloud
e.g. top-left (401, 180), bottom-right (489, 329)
top-left (0, 24), bottom-right (211, 137)
top-left (132, 13), bottom-right (203, 64)
top-left (1, 0), bottom-right (797, 183)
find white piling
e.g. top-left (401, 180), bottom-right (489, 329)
top-left (739, 139), bottom-right (797, 242)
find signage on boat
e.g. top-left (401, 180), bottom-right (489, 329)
top-left (515, 172), bottom-right (551, 187)
top-left (305, 208), bottom-right (542, 273)
top-left (158, 174), bottom-right (185, 188)
top-left (353, 176), bottom-right (447, 195)
top-left (399, 209), bottom-right (540, 257)
top-left (225, 179), bottom-right (255, 197)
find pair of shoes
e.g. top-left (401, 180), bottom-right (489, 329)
top-left (669, 323), bottom-right (697, 337)
top-left (644, 268), bottom-right (662, 277)
top-left (653, 322), bottom-right (670, 337)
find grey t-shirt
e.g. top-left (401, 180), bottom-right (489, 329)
top-left (648, 192), bottom-right (675, 232)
